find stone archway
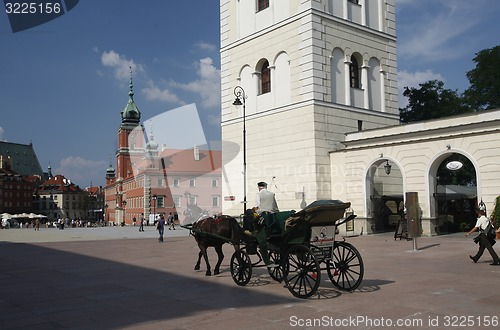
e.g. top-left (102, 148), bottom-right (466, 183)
top-left (366, 158), bottom-right (404, 233)
top-left (429, 153), bottom-right (477, 234)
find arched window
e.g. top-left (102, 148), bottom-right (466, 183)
top-left (349, 56), bottom-right (360, 88)
top-left (261, 60), bottom-right (271, 94)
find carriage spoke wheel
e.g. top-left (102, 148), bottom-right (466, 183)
top-left (267, 251), bottom-right (283, 282)
top-left (284, 245), bottom-right (320, 299)
top-left (230, 250), bottom-right (252, 286)
top-left (327, 241), bottom-right (364, 291)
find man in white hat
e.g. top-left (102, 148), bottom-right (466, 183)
top-left (253, 181), bottom-right (279, 214)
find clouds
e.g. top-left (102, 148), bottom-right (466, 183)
top-left (395, 0), bottom-right (498, 107)
top-left (101, 50), bottom-right (144, 80)
top-left (98, 47), bottom-right (221, 110)
top-left (55, 156), bottom-right (108, 187)
top-left (170, 57), bottom-right (221, 108)
top-left (397, 0), bottom-right (483, 62)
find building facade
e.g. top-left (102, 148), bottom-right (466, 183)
top-left (220, 0), bottom-right (500, 237)
top-left (0, 142), bottom-right (44, 214)
top-left (104, 73), bottom-right (222, 226)
top-left (330, 109), bottom-right (500, 236)
top-left (36, 174), bottom-right (92, 221)
top-left (221, 0), bottom-right (399, 215)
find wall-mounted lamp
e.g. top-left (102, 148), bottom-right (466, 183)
top-left (446, 144), bottom-right (451, 150)
top-left (384, 160), bottom-right (392, 175)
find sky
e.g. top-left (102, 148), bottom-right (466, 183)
top-left (1, 0), bottom-right (499, 188)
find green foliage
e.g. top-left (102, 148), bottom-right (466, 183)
top-left (490, 195), bottom-right (500, 226)
top-left (463, 46), bottom-right (500, 111)
top-left (399, 80), bottom-right (471, 124)
top-left (399, 45), bottom-right (500, 123)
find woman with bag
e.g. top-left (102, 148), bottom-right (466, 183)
top-left (466, 207), bottom-right (500, 266)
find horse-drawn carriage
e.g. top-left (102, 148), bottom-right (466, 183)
top-left (182, 200), bottom-right (364, 299)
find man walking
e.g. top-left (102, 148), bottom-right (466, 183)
top-left (139, 213), bottom-right (145, 232)
top-left (157, 214), bottom-right (166, 242)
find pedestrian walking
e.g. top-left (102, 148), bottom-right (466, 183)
top-left (466, 206), bottom-right (500, 266)
top-left (139, 213), bottom-right (145, 232)
top-left (157, 214), bottom-right (166, 242)
top-left (167, 212), bottom-right (175, 230)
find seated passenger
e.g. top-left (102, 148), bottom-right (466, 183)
top-left (253, 181), bottom-right (279, 268)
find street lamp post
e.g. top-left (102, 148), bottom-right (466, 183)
top-left (122, 200), bottom-right (127, 226)
top-left (104, 204), bottom-right (108, 226)
top-left (233, 86), bottom-right (247, 216)
top-left (152, 194), bottom-right (157, 225)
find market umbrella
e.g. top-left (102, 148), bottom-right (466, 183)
top-left (13, 213), bottom-right (30, 218)
top-left (28, 213), bottom-right (47, 218)
top-left (1, 213), bottom-right (13, 219)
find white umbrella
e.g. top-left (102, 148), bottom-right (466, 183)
top-left (13, 213), bottom-right (30, 218)
top-left (1, 213), bottom-right (13, 219)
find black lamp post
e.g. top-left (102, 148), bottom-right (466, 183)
top-left (233, 86), bottom-right (247, 215)
top-left (104, 204), bottom-right (108, 226)
top-left (152, 194), bottom-right (157, 224)
top-left (121, 200), bottom-right (127, 226)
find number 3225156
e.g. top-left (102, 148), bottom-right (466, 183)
top-left (5, 2), bottom-right (61, 14)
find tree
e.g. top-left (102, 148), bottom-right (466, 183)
top-left (463, 46), bottom-right (500, 111)
top-left (399, 80), bottom-right (470, 124)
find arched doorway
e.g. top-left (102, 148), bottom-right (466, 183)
top-left (431, 153), bottom-right (477, 234)
top-left (367, 159), bottom-right (404, 233)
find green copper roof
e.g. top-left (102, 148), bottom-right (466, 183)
top-left (121, 67), bottom-right (141, 127)
top-left (0, 141), bottom-right (44, 177)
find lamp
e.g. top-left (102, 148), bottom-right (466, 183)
top-left (122, 200), bottom-right (127, 224)
top-left (384, 160), bottom-right (392, 175)
top-left (233, 86), bottom-right (247, 215)
top-left (152, 194), bottom-right (157, 223)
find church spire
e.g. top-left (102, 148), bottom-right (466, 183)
top-left (128, 66), bottom-right (134, 100)
top-left (120, 66), bottom-right (141, 127)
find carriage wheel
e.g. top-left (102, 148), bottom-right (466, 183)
top-left (327, 241), bottom-right (364, 291)
top-left (267, 251), bottom-right (283, 282)
top-left (230, 250), bottom-right (252, 286)
top-left (284, 245), bottom-right (321, 299)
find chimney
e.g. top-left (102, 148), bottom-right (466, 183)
top-left (194, 145), bottom-right (200, 161)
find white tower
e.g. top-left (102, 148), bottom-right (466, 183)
top-left (221, 0), bottom-right (399, 215)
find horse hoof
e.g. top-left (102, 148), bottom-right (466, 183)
top-left (194, 265), bottom-right (200, 271)
top-left (214, 270), bottom-right (220, 275)
top-left (205, 271), bottom-right (211, 276)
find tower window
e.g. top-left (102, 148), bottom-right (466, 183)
top-left (257, 0), bottom-right (269, 12)
top-left (349, 56), bottom-right (361, 88)
top-left (348, 0), bottom-right (359, 4)
top-left (261, 60), bottom-right (271, 94)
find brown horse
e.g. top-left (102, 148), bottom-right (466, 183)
top-left (192, 215), bottom-right (242, 276)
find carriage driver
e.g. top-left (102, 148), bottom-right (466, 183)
top-left (252, 181), bottom-right (279, 268)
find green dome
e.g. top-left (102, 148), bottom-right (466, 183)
top-left (121, 68), bottom-right (141, 126)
